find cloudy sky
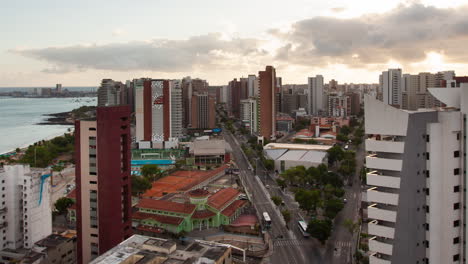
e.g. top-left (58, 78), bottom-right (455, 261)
top-left (2, 0), bottom-right (468, 87)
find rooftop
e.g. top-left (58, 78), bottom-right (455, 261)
top-left (189, 139), bottom-right (230, 156)
top-left (90, 235), bottom-right (231, 264)
top-left (142, 165), bottom-right (228, 198)
top-left (136, 199), bottom-right (196, 215)
top-left (133, 211), bottom-right (184, 226)
top-left (221, 200), bottom-right (247, 217)
top-left (187, 189), bottom-right (210, 198)
top-left (208, 188), bottom-right (239, 210)
top-left (264, 143), bottom-right (332, 151)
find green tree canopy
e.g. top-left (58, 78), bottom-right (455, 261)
top-left (141, 164), bottom-right (163, 181)
top-left (282, 209), bottom-right (291, 224)
top-left (307, 219), bottom-right (332, 244)
top-left (131, 175), bottom-right (152, 196)
top-left (324, 198), bottom-right (345, 219)
top-left (271, 196), bottom-right (283, 206)
top-left (54, 197), bottom-right (74, 215)
top-left (327, 146), bottom-right (345, 165)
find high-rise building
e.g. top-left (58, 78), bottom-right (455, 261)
top-left (191, 93), bottom-right (216, 129)
top-left (75, 106), bottom-right (132, 264)
top-left (181, 77), bottom-right (209, 127)
top-left (228, 79), bottom-right (241, 118)
top-left (401, 74), bottom-right (419, 110)
top-left (364, 84), bottom-right (468, 263)
top-left (0, 165), bottom-right (52, 251)
top-left (240, 98), bottom-right (258, 134)
top-left (56, 83), bottom-right (62, 93)
top-left (247, 74), bottom-right (257, 97)
top-left (97, 79), bottom-right (126, 107)
top-left (258, 66), bottom-right (277, 140)
top-left (380, 69), bottom-right (402, 107)
top-left (328, 93), bottom-right (350, 117)
top-left (307, 75), bottom-right (324, 115)
top-left (134, 79), bottom-right (183, 144)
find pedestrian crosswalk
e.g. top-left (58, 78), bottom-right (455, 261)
top-left (335, 241), bottom-right (352, 248)
top-left (273, 239), bottom-right (305, 247)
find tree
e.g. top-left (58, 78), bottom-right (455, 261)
top-left (343, 219), bottom-right (359, 235)
top-left (141, 164), bottom-right (163, 181)
top-left (264, 159), bottom-right (274, 171)
top-left (336, 133), bottom-right (349, 143)
top-left (307, 219), bottom-right (332, 244)
top-left (340, 125), bottom-right (352, 136)
top-left (175, 159), bottom-right (185, 169)
top-left (327, 146), bottom-right (344, 165)
top-left (281, 209), bottom-right (291, 224)
top-left (131, 175), bottom-right (152, 196)
top-left (15, 148), bottom-right (20, 153)
top-left (276, 178), bottom-right (287, 189)
top-left (324, 198), bottom-right (345, 219)
top-left (54, 197), bottom-right (74, 215)
top-left (295, 189), bottom-right (321, 212)
top-left (271, 196), bottom-right (283, 206)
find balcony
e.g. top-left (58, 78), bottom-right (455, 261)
top-left (368, 220), bottom-right (395, 239)
top-left (367, 187), bottom-right (399, 206)
top-left (369, 236), bottom-right (393, 256)
top-left (366, 155), bottom-right (402, 171)
top-left (369, 253), bottom-right (392, 264)
top-left (367, 171), bottom-right (400, 189)
top-left (366, 138), bottom-right (405, 154)
top-left (368, 204), bottom-right (397, 222)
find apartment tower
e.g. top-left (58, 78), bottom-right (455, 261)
top-left (75, 106), bottom-right (132, 264)
top-left (307, 75), bottom-right (324, 115)
top-left (258, 66), bottom-right (277, 140)
top-left (364, 84), bottom-right (468, 263)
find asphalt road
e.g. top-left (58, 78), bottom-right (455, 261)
top-left (323, 143), bottom-right (364, 264)
top-left (224, 131), bottom-right (323, 264)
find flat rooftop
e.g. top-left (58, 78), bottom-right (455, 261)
top-left (263, 143), bottom-right (332, 151)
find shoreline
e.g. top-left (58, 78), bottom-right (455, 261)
top-left (37, 111), bottom-right (74, 125)
top-left (0, 128), bottom-right (74, 156)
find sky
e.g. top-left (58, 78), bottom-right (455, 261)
top-left (1, 0), bottom-right (468, 87)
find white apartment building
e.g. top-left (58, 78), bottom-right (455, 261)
top-left (240, 98), bottom-right (258, 134)
top-left (170, 80), bottom-right (183, 139)
top-left (248, 74), bottom-right (258, 97)
top-left (364, 84), bottom-right (468, 263)
top-left (380, 69), bottom-right (402, 107)
top-left (0, 165), bottom-right (52, 251)
top-left (307, 75), bottom-right (324, 115)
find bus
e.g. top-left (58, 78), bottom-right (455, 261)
top-left (298, 220), bottom-right (310, 238)
top-left (263, 212), bottom-right (272, 229)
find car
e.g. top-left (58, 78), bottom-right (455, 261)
top-left (344, 145), bottom-right (349, 150)
top-left (343, 198), bottom-right (348, 204)
top-left (265, 185), bottom-right (270, 189)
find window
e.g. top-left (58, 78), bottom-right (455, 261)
top-left (426, 135), bottom-right (430, 142)
top-left (89, 127), bottom-right (96, 131)
top-left (457, 132), bottom-right (461, 140)
top-left (453, 254), bottom-right (460, 261)
top-left (454, 186), bottom-right (460, 192)
top-left (454, 151), bottom-right (460, 158)
top-left (454, 220), bottom-right (460, 227)
top-left (424, 223), bottom-right (429, 231)
top-left (426, 152), bottom-right (430, 160)
top-left (425, 170), bottom-right (430, 178)
top-left (89, 181), bottom-right (97, 185)
top-left (454, 237), bottom-right (460, 244)
top-left (425, 188), bottom-right (429, 195)
top-left (454, 203), bottom-right (460, 210)
top-left (425, 206), bottom-right (429, 213)
top-left (454, 168), bottom-right (460, 175)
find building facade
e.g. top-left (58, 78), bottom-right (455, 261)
top-left (364, 85), bottom-right (468, 263)
top-left (258, 66), bottom-right (277, 140)
top-left (307, 75), bottom-right (324, 115)
top-left (75, 106), bottom-right (132, 264)
top-left (380, 69), bottom-right (402, 107)
top-left (0, 165), bottom-right (52, 251)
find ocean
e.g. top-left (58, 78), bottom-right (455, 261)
top-left (0, 96), bottom-right (97, 154)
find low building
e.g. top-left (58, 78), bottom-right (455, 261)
top-left (90, 235), bottom-right (232, 264)
top-left (263, 143), bottom-right (332, 151)
top-left (189, 139), bottom-right (231, 167)
top-left (133, 188), bottom-right (247, 234)
top-left (26, 231), bottom-right (77, 264)
top-left (276, 115), bottom-right (294, 133)
top-left (265, 149), bottom-right (328, 173)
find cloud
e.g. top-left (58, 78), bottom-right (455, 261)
top-left (11, 33), bottom-right (263, 73)
top-left (272, 3), bottom-right (468, 68)
top-left (11, 3), bottom-right (468, 76)
top-left (330, 7), bottom-right (346, 13)
top-left (112, 28), bottom-right (126, 37)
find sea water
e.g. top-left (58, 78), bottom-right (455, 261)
top-left (0, 96), bottom-right (96, 154)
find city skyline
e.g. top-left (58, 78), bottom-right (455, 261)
top-left (2, 0), bottom-right (468, 86)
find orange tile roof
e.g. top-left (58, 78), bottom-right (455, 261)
top-left (142, 165), bottom-right (228, 198)
top-left (136, 199), bottom-right (196, 215)
top-left (133, 211), bottom-right (184, 226)
top-left (221, 200), bottom-right (247, 217)
top-left (208, 188), bottom-right (240, 210)
top-left (67, 189), bottom-right (76, 200)
top-left (192, 210), bottom-right (216, 219)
